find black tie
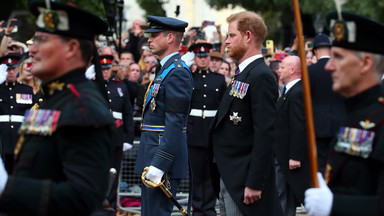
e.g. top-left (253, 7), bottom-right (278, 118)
top-left (282, 86), bottom-right (286, 96)
top-left (278, 86), bottom-right (286, 102)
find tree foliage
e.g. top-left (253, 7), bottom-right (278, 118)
top-left (136, 0), bottom-right (166, 17)
top-left (206, 0), bottom-right (384, 47)
top-left (207, 0), bottom-right (384, 23)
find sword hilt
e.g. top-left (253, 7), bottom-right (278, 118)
top-left (141, 167), bottom-right (188, 215)
top-left (141, 166), bottom-right (165, 189)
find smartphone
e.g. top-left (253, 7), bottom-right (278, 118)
top-left (2, 20), bottom-right (22, 28)
top-left (307, 42), bottom-right (313, 49)
top-left (266, 40), bottom-right (274, 55)
top-left (262, 47), bottom-right (268, 55)
top-left (275, 53), bottom-right (287, 61)
top-left (203, 20), bottom-right (215, 26)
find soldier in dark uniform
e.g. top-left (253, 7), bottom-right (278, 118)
top-left (0, 2), bottom-right (117, 216)
top-left (0, 53), bottom-right (34, 173)
top-left (99, 54), bottom-right (134, 211)
top-left (134, 16), bottom-right (193, 216)
top-left (305, 11), bottom-right (384, 216)
top-left (187, 42), bottom-right (226, 216)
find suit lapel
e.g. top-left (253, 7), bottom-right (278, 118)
top-left (277, 80), bottom-right (302, 110)
top-left (214, 58), bottom-right (263, 128)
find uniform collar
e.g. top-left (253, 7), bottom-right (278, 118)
top-left (42, 67), bottom-right (87, 97)
top-left (345, 85), bottom-right (382, 112)
top-left (160, 52), bottom-right (179, 67)
top-left (5, 81), bottom-right (16, 86)
top-left (197, 69), bottom-right (210, 74)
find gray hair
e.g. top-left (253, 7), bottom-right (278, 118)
top-left (354, 51), bottom-right (384, 79)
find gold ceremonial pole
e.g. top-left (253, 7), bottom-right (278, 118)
top-left (292, 0), bottom-right (319, 188)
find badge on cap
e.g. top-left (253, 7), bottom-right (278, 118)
top-left (329, 19), bottom-right (356, 43)
top-left (36, 5), bottom-right (69, 32)
top-left (43, 9), bottom-right (59, 32)
top-left (333, 21), bottom-right (346, 41)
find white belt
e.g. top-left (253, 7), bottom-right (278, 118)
top-left (112, 111), bottom-right (123, 120)
top-left (189, 109), bottom-right (217, 118)
top-left (0, 115), bottom-right (25, 122)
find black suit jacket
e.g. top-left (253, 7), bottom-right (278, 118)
top-left (210, 57), bottom-right (282, 216)
top-left (308, 58), bottom-right (346, 138)
top-left (274, 80), bottom-right (311, 202)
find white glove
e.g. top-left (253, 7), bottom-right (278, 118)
top-left (305, 172), bottom-right (333, 216)
top-left (85, 64), bottom-right (95, 80)
top-left (123, 142), bottom-right (132, 151)
top-left (0, 156), bottom-right (9, 196)
top-left (0, 64), bottom-right (8, 85)
top-left (181, 51), bottom-right (195, 68)
top-left (145, 165), bottom-right (164, 185)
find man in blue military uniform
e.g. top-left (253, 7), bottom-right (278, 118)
top-left (305, 11), bottom-right (384, 216)
top-left (0, 2), bottom-right (116, 215)
top-left (0, 52), bottom-right (34, 173)
top-left (134, 15), bottom-right (193, 216)
top-left (187, 42), bottom-right (226, 216)
top-left (99, 54), bottom-right (134, 211)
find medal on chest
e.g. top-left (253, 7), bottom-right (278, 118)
top-left (20, 109), bottom-right (61, 136)
top-left (16, 93), bottom-right (33, 104)
top-left (150, 83), bottom-right (160, 112)
top-left (334, 126), bottom-right (375, 159)
top-left (229, 112), bottom-right (242, 125)
top-left (229, 80), bottom-right (249, 99)
top-left (117, 87), bottom-right (123, 97)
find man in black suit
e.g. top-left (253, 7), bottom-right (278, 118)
top-left (274, 56), bottom-right (310, 216)
top-left (210, 11), bottom-right (282, 216)
top-left (308, 33), bottom-right (346, 175)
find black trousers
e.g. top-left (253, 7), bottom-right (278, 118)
top-left (188, 146), bottom-right (217, 216)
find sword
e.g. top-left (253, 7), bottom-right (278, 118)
top-left (106, 168), bottom-right (117, 197)
top-left (102, 168), bottom-right (117, 209)
top-left (141, 167), bottom-right (188, 216)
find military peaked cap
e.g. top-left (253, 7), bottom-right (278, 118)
top-left (144, 15), bottom-right (188, 33)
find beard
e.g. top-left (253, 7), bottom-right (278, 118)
top-left (228, 42), bottom-right (247, 61)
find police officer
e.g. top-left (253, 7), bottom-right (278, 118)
top-left (307, 33), bottom-right (346, 175)
top-left (134, 16), bottom-right (193, 216)
top-left (305, 11), bottom-right (384, 216)
top-left (100, 54), bottom-right (134, 210)
top-left (187, 42), bottom-right (226, 216)
top-left (0, 52), bottom-right (33, 173)
top-left (0, 2), bottom-right (116, 215)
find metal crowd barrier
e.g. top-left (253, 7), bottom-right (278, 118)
top-left (117, 117), bottom-right (191, 215)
